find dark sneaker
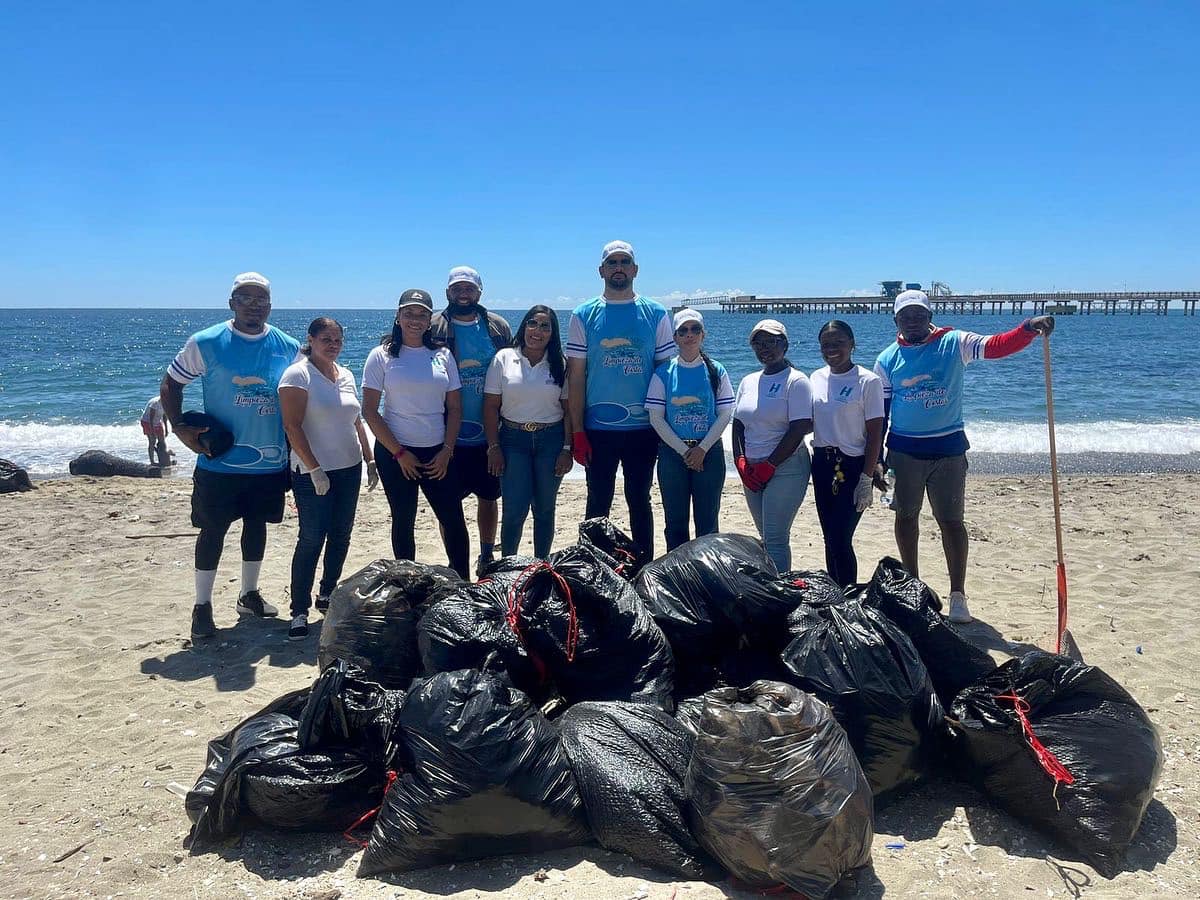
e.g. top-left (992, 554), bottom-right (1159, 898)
top-left (475, 553), bottom-right (495, 579)
top-left (191, 603), bottom-right (217, 639)
top-left (315, 594), bottom-right (330, 614)
top-left (288, 614), bottom-right (309, 641)
top-left (236, 590), bottom-right (279, 618)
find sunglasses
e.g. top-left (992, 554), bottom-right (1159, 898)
top-left (675, 324), bottom-right (703, 336)
top-left (231, 294), bottom-right (270, 308)
top-left (751, 337), bottom-right (784, 350)
top-left (603, 257), bottom-right (634, 267)
top-left (525, 320), bottom-right (554, 332)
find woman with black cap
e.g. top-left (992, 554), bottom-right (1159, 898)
top-left (362, 289), bottom-right (471, 578)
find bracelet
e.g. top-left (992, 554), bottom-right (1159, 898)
top-left (487, 443), bottom-right (501, 451)
top-left (561, 445), bottom-right (572, 451)
top-left (441, 444), bottom-right (455, 457)
top-left (393, 446), bottom-right (407, 461)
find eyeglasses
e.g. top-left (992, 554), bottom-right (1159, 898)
top-left (751, 337), bottom-right (784, 350)
top-left (603, 257), bottom-right (634, 267)
top-left (231, 294), bottom-right (271, 308)
top-left (675, 325), bottom-right (703, 336)
top-left (525, 321), bottom-right (554, 332)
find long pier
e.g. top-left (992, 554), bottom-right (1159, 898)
top-left (704, 291), bottom-right (1200, 316)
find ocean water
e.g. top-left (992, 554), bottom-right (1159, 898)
top-left (2, 307), bottom-right (1198, 477)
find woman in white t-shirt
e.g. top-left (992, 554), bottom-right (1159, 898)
top-left (279, 317), bottom-right (376, 640)
top-left (731, 319), bottom-right (814, 572)
top-left (362, 289), bottom-right (470, 578)
top-left (810, 320), bottom-right (886, 586)
top-left (482, 305), bottom-right (572, 558)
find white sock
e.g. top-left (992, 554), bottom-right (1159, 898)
top-left (241, 560), bottom-right (263, 595)
top-left (194, 570), bottom-right (218, 607)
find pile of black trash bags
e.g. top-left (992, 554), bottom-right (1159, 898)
top-left (185, 522), bottom-right (1163, 894)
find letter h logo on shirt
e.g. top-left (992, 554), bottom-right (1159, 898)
top-left (839, 385), bottom-right (854, 399)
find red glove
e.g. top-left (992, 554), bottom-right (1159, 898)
top-left (572, 431), bottom-right (593, 467)
top-left (736, 456), bottom-right (763, 492)
top-left (752, 460), bottom-right (777, 487)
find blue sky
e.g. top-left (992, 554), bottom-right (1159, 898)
top-left (2, 1), bottom-right (1197, 309)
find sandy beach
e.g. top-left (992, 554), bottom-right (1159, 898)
top-left (0, 473), bottom-right (1196, 900)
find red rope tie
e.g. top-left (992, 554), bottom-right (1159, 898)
top-left (506, 563), bottom-right (579, 663)
top-left (994, 691), bottom-right (1075, 796)
top-left (790, 578), bottom-right (809, 588)
top-left (343, 769), bottom-right (399, 848)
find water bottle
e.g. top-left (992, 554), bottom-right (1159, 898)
top-left (880, 468), bottom-right (896, 509)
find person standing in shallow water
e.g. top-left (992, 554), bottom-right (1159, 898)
top-left (160, 271), bottom-right (300, 640)
top-left (483, 305), bottom-right (573, 558)
top-left (731, 319), bottom-right (813, 573)
top-left (875, 289), bottom-right (1054, 623)
top-left (645, 309), bottom-right (734, 550)
top-left (809, 320), bottom-right (886, 587)
top-left (278, 317), bottom-right (377, 641)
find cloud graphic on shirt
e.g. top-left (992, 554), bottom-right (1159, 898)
top-left (671, 395), bottom-right (701, 406)
top-left (231, 376), bottom-right (266, 386)
top-left (900, 374), bottom-right (933, 388)
top-left (600, 337), bottom-right (632, 349)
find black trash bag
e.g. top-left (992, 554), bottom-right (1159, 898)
top-left (0, 458), bottom-right (35, 493)
top-left (950, 651), bottom-right (1163, 878)
top-left (674, 695), bottom-right (707, 737)
top-left (417, 572), bottom-right (548, 700)
top-left (578, 516), bottom-right (645, 577)
top-left (510, 544), bottom-right (675, 708)
top-left (186, 691), bottom-right (385, 846)
top-left (559, 701), bottom-right (719, 879)
top-left (297, 659), bottom-right (405, 767)
top-left (478, 554), bottom-right (541, 577)
top-left (863, 557), bottom-right (995, 707)
top-left (772, 569), bottom-right (848, 607)
top-left (634, 534), bottom-right (782, 681)
top-left (319, 559), bottom-right (463, 689)
top-left (685, 681), bottom-right (874, 898)
top-left (358, 668), bottom-right (590, 875)
top-left (781, 600), bottom-right (946, 802)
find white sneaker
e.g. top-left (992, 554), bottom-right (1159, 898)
top-left (948, 591), bottom-right (973, 624)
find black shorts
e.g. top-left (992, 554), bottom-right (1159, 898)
top-left (452, 444), bottom-right (501, 502)
top-left (191, 467), bottom-right (289, 530)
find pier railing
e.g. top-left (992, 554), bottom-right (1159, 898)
top-left (700, 291), bottom-right (1200, 316)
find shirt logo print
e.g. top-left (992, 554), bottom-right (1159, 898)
top-left (839, 386), bottom-right (854, 399)
top-left (768, 382), bottom-right (782, 396)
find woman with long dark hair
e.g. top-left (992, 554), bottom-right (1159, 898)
top-left (645, 309), bottom-right (733, 550)
top-left (482, 304), bottom-right (573, 557)
top-left (278, 316), bottom-right (376, 640)
top-left (362, 290), bottom-right (471, 578)
top-left (810, 319), bottom-right (886, 586)
top-left (731, 318), bottom-right (814, 572)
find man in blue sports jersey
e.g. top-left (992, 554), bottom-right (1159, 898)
top-left (566, 240), bottom-right (675, 562)
top-left (875, 289), bottom-right (1053, 624)
top-left (160, 272), bottom-right (301, 640)
top-left (430, 265), bottom-right (513, 575)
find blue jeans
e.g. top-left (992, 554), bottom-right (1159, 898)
top-left (500, 422), bottom-right (566, 558)
top-left (657, 444), bottom-right (726, 550)
top-left (744, 448), bottom-right (811, 572)
top-left (290, 462), bottom-right (362, 615)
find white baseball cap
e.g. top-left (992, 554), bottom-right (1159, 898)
top-left (673, 308), bottom-right (704, 330)
top-left (231, 272), bottom-right (270, 295)
top-left (894, 289), bottom-right (931, 314)
top-left (601, 240), bottom-right (636, 263)
top-left (751, 318), bottom-right (787, 339)
top-left (447, 266), bottom-right (482, 289)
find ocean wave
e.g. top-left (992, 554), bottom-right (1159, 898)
top-left (4, 418), bottom-right (1200, 479)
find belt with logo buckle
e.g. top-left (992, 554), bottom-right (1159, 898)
top-left (503, 419), bottom-right (556, 432)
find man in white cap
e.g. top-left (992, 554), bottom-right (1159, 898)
top-left (160, 272), bottom-right (301, 640)
top-left (430, 265), bottom-right (512, 574)
top-left (874, 289), bottom-right (1054, 623)
top-left (566, 240), bottom-right (675, 562)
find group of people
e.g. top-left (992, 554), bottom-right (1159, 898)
top-left (160, 243), bottom-right (1054, 643)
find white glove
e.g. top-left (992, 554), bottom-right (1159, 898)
top-left (310, 466), bottom-right (331, 496)
top-left (853, 472), bottom-right (874, 512)
top-left (366, 460), bottom-right (379, 491)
